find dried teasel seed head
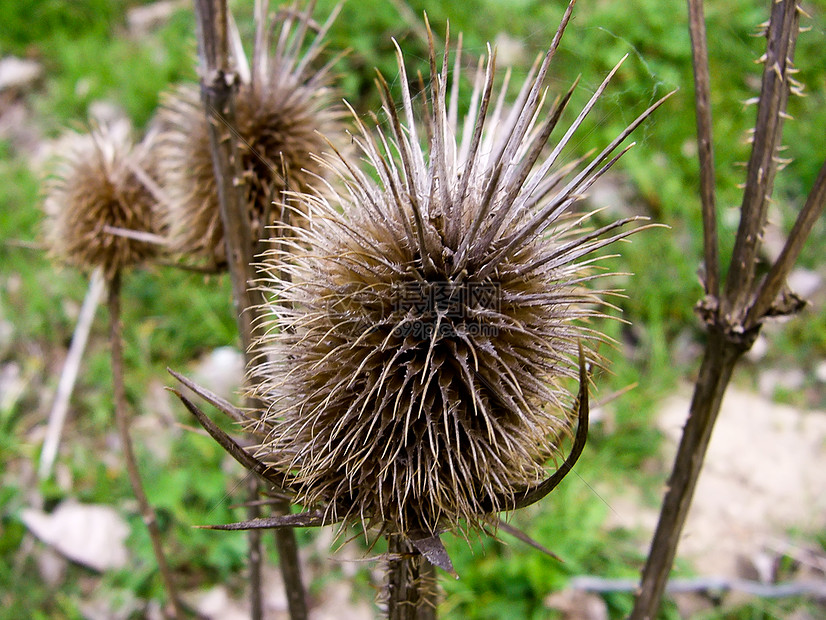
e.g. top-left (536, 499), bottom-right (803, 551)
top-left (42, 121), bottom-right (161, 279)
top-left (248, 11), bottom-right (668, 537)
top-left (156, 1), bottom-right (346, 265)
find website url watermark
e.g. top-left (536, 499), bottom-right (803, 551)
top-left (390, 281), bottom-right (500, 338)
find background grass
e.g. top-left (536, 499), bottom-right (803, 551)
top-left (1, 0), bottom-right (825, 618)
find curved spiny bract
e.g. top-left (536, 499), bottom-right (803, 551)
top-left (43, 122), bottom-right (161, 279)
top-left (250, 11), bottom-right (665, 537)
top-left (157, 1), bottom-right (345, 265)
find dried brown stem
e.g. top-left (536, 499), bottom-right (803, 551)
top-left (248, 477), bottom-right (264, 620)
top-left (631, 329), bottom-right (746, 618)
top-left (687, 0), bottom-right (720, 299)
top-left (631, 2), bottom-right (810, 617)
top-left (387, 536), bottom-right (439, 620)
top-left (746, 158), bottom-right (826, 329)
top-left (724, 0), bottom-right (800, 315)
top-left (192, 2), bottom-right (307, 617)
top-left (196, 510), bottom-right (332, 530)
top-left (193, 3), bottom-right (264, 612)
top-left (193, 0), bottom-right (256, 341)
top-left (108, 272), bottom-right (183, 619)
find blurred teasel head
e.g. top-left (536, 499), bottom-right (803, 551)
top-left (43, 121), bottom-right (161, 280)
top-left (157, 0), bottom-right (346, 265)
top-left (178, 2), bottom-right (669, 541)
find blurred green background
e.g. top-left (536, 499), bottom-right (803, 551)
top-left (1, 0), bottom-right (825, 618)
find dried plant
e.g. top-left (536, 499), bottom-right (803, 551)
top-left (174, 2), bottom-right (670, 615)
top-left (631, 1), bottom-right (826, 617)
top-left (183, 1), bottom-right (349, 617)
top-left (41, 121), bottom-right (182, 617)
top-left (245, 10), bottom-right (670, 536)
top-left (43, 122), bottom-right (161, 279)
top-left (158, 0), bottom-right (345, 266)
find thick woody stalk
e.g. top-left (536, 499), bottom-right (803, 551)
top-left (387, 537), bottom-right (438, 620)
top-left (192, 1), bottom-right (307, 618)
top-left (631, 1), bottom-right (806, 617)
top-left (109, 272), bottom-right (183, 619)
top-left (630, 330), bottom-right (745, 618)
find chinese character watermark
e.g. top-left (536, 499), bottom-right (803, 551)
top-left (390, 281), bottom-right (500, 338)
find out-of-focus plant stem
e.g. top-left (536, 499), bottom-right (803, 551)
top-left (109, 271), bottom-right (183, 619)
top-left (192, 1), bottom-right (308, 618)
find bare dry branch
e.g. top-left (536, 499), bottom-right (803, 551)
top-left (109, 273), bottom-right (183, 618)
top-left (193, 0), bottom-right (256, 346)
top-left (724, 0), bottom-right (801, 315)
top-left (632, 5), bottom-right (810, 616)
top-left (191, 3), bottom-right (307, 617)
top-left (195, 510), bottom-right (333, 530)
top-left (746, 158), bottom-right (826, 328)
top-left (631, 330), bottom-right (745, 619)
top-left (687, 0), bottom-right (720, 299)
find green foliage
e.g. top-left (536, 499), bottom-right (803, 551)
top-left (441, 453), bottom-right (669, 619)
top-left (0, 1), bottom-right (195, 130)
top-left (0, 0), bottom-right (119, 53)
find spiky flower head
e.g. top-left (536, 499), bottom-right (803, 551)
top-left (157, 1), bottom-right (345, 265)
top-left (177, 7), bottom-right (671, 542)
top-left (43, 121), bottom-right (161, 279)
top-left (248, 13), bottom-right (668, 537)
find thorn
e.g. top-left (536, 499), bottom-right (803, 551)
top-left (772, 62), bottom-right (783, 80)
top-left (796, 5), bottom-right (811, 18)
top-left (742, 97), bottom-right (760, 106)
top-left (779, 111), bottom-right (794, 120)
top-left (752, 20), bottom-right (769, 37)
top-left (754, 53), bottom-right (767, 64)
top-left (799, 25), bottom-right (812, 33)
